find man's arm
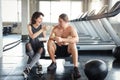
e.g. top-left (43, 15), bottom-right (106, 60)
top-left (62, 27), bottom-right (79, 43)
top-left (49, 27), bottom-right (56, 40)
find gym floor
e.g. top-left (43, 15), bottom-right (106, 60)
top-left (1, 34), bottom-right (120, 80)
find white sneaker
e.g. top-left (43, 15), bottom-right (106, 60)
top-left (36, 65), bottom-right (42, 74)
top-left (22, 71), bottom-right (28, 79)
top-left (22, 68), bottom-right (30, 78)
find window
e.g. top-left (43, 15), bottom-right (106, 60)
top-left (1, 0), bottom-right (21, 22)
top-left (90, 0), bottom-right (103, 14)
top-left (111, 0), bottom-right (119, 7)
top-left (39, 1), bottom-right (82, 23)
top-left (109, 0), bottom-right (120, 23)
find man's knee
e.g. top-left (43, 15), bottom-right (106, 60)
top-left (47, 40), bottom-right (56, 49)
top-left (68, 43), bottom-right (77, 53)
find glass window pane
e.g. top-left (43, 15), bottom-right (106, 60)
top-left (39, 1), bottom-right (82, 23)
top-left (71, 1), bottom-right (82, 19)
top-left (90, 0), bottom-right (103, 14)
top-left (51, 1), bottom-right (70, 23)
top-left (1, 0), bottom-right (21, 22)
top-left (39, 1), bottom-right (51, 23)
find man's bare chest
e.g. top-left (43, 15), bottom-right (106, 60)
top-left (55, 29), bottom-right (70, 38)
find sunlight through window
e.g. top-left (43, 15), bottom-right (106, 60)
top-left (39, 1), bottom-right (82, 23)
top-left (1, 0), bottom-right (21, 22)
top-left (90, 0), bottom-right (103, 14)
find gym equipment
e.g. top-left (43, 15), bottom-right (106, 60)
top-left (3, 40), bottom-right (21, 52)
top-left (3, 27), bottom-right (12, 35)
top-left (90, 19), bottom-right (111, 41)
top-left (112, 59), bottom-right (120, 68)
top-left (3, 23), bottom-right (18, 35)
top-left (101, 18), bottom-right (120, 46)
top-left (112, 46), bottom-right (120, 59)
top-left (69, 1), bottom-right (120, 50)
top-left (84, 59), bottom-right (108, 80)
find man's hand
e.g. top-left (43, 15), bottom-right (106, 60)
top-left (55, 37), bottom-right (63, 43)
top-left (57, 42), bottom-right (62, 46)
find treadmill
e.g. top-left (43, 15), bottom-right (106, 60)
top-left (70, 3), bottom-right (120, 50)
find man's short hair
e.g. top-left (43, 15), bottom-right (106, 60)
top-left (59, 13), bottom-right (69, 22)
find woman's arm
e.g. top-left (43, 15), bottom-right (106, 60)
top-left (27, 24), bottom-right (44, 39)
top-left (42, 25), bottom-right (46, 38)
top-left (43, 31), bottom-right (46, 38)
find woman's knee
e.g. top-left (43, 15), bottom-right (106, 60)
top-left (26, 43), bottom-right (30, 52)
top-left (38, 47), bottom-right (44, 54)
top-left (26, 43), bottom-right (32, 50)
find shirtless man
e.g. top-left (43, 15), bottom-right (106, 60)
top-left (47, 13), bottom-right (81, 78)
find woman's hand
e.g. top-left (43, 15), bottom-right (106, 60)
top-left (42, 25), bottom-right (50, 31)
top-left (41, 26), bottom-right (47, 31)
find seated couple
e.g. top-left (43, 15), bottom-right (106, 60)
top-left (22, 11), bottom-right (81, 78)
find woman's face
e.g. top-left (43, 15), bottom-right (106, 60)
top-left (35, 15), bottom-right (43, 25)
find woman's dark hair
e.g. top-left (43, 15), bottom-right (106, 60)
top-left (59, 13), bottom-right (69, 22)
top-left (31, 11), bottom-right (44, 24)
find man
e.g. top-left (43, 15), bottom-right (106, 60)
top-left (47, 13), bottom-right (81, 78)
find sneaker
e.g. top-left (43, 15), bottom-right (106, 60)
top-left (22, 67), bottom-right (30, 78)
top-left (47, 62), bottom-right (57, 71)
top-left (36, 65), bottom-right (42, 74)
top-left (73, 67), bottom-right (81, 78)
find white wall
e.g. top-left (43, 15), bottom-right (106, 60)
top-left (21, 0), bottom-right (29, 36)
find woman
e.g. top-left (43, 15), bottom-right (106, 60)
top-left (23, 11), bottom-right (47, 78)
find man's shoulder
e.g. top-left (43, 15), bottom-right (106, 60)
top-left (53, 25), bottom-right (59, 29)
top-left (68, 25), bottom-right (74, 29)
top-left (67, 25), bottom-right (76, 32)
